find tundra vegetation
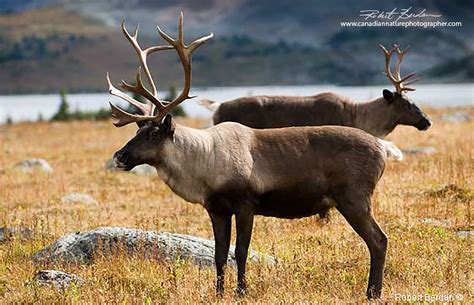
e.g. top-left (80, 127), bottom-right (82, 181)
top-left (1, 13), bottom-right (472, 303)
top-left (0, 106), bottom-right (472, 303)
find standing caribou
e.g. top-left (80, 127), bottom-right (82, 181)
top-left (200, 45), bottom-right (432, 139)
top-left (108, 13), bottom-right (403, 300)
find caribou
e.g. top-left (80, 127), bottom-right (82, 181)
top-left (108, 13), bottom-right (403, 299)
top-left (200, 44), bottom-right (432, 139)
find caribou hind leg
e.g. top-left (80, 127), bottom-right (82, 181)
top-left (209, 211), bottom-right (232, 296)
top-left (335, 195), bottom-right (388, 300)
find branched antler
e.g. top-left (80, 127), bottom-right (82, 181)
top-left (379, 44), bottom-right (420, 93)
top-left (107, 12), bottom-right (213, 127)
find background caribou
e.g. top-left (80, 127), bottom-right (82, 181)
top-left (201, 44), bottom-right (432, 139)
top-left (108, 13), bottom-right (403, 299)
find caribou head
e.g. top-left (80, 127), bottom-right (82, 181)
top-left (379, 44), bottom-right (432, 131)
top-left (108, 12), bottom-right (213, 170)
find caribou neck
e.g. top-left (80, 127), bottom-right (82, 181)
top-left (351, 97), bottom-right (398, 138)
top-left (152, 124), bottom-right (215, 205)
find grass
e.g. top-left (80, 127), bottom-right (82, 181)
top-left (0, 108), bottom-right (472, 303)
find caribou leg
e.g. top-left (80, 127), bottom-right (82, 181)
top-left (209, 212), bottom-right (231, 296)
top-left (234, 209), bottom-right (254, 295)
top-left (335, 196), bottom-right (388, 300)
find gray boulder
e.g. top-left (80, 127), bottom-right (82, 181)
top-left (131, 164), bottom-right (158, 176)
top-left (14, 158), bottom-right (53, 173)
top-left (33, 270), bottom-right (83, 289)
top-left (34, 227), bottom-right (276, 267)
top-left (0, 227), bottom-right (34, 243)
top-left (61, 193), bottom-right (98, 205)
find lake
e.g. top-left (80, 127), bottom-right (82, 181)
top-left (0, 83), bottom-right (472, 123)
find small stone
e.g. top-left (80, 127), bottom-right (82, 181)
top-left (455, 230), bottom-right (474, 237)
top-left (14, 159), bottom-right (53, 173)
top-left (419, 218), bottom-right (450, 227)
top-left (33, 270), bottom-right (83, 289)
top-left (402, 146), bottom-right (437, 155)
top-left (61, 193), bottom-right (98, 205)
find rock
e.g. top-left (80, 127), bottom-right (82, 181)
top-left (402, 146), bottom-right (437, 155)
top-left (34, 227), bottom-right (276, 267)
top-left (33, 270), bottom-right (83, 289)
top-left (419, 218), bottom-right (450, 227)
top-left (0, 227), bottom-right (34, 243)
top-left (61, 193), bottom-right (98, 205)
top-left (439, 112), bottom-right (471, 123)
top-left (455, 230), bottom-right (474, 237)
top-left (131, 164), bottom-right (158, 176)
top-left (105, 159), bottom-right (157, 176)
top-left (14, 158), bottom-right (53, 173)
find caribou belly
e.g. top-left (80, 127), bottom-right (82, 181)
top-left (255, 181), bottom-right (335, 219)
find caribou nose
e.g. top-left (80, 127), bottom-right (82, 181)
top-left (417, 117), bottom-right (432, 131)
top-left (113, 151), bottom-right (127, 166)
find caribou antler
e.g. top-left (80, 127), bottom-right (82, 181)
top-left (379, 44), bottom-right (420, 93)
top-left (108, 12), bottom-right (213, 127)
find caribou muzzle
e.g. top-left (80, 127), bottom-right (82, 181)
top-left (416, 117), bottom-right (432, 131)
top-left (113, 150), bottom-right (135, 171)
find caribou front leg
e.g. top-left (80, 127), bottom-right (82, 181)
top-left (235, 208), bottom-right (254, 295)
top-left (209, 211), bottom-right (231, 296)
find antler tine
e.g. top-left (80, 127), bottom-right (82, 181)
top-left (107, 73), bottom-right (160, 126)
top-left (107, 73), bottom-right (151, 115)
top-left (108, 13), bottom-right (212, 127)
top-left (121, 19), bottom-right (173, 95)
top-left (404, 76), bottom-right (421, 86)
top-left (108, 19), bottom-right (176, 127)
top-left (121, 20), bottom-right (173, 112)
top-left (155, 11), bottom-right (214, 119)
top-left (395, 45), bottom-right (409, 80)
top-left (394, 44), bottom-right (420, 92)
top-left (379, 43), bottom-right (419, 93)
top-left (120, 67), bottom-right (168, 109)
top-left (379, 44), bottom-right (400, 92)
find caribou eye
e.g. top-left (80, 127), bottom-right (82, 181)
top-left (149, 129), bottom-right (160, 139)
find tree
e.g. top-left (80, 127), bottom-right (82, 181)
top-left (51, 88), bottom-right (71, 121)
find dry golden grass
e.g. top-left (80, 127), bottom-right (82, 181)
top-left (0, 109), bottom-right (472, 303)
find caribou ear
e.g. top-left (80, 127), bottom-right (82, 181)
top-left (382, 89), bottom-right (394, 103)
top-left (162, 114), bottom-right (175, 135)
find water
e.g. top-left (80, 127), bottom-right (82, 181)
top-left (0, 83), bottom-right (472, 123)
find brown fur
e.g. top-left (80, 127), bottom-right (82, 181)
top-left (206, 91), bottom-right (432, 138)
top-left (113, 118), bottom-right (399, 299)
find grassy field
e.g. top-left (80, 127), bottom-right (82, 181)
top-left (0, 108), bottom-right (472, 303)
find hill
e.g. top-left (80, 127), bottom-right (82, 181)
top-left (0, 1), bottom-right (472, 94)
